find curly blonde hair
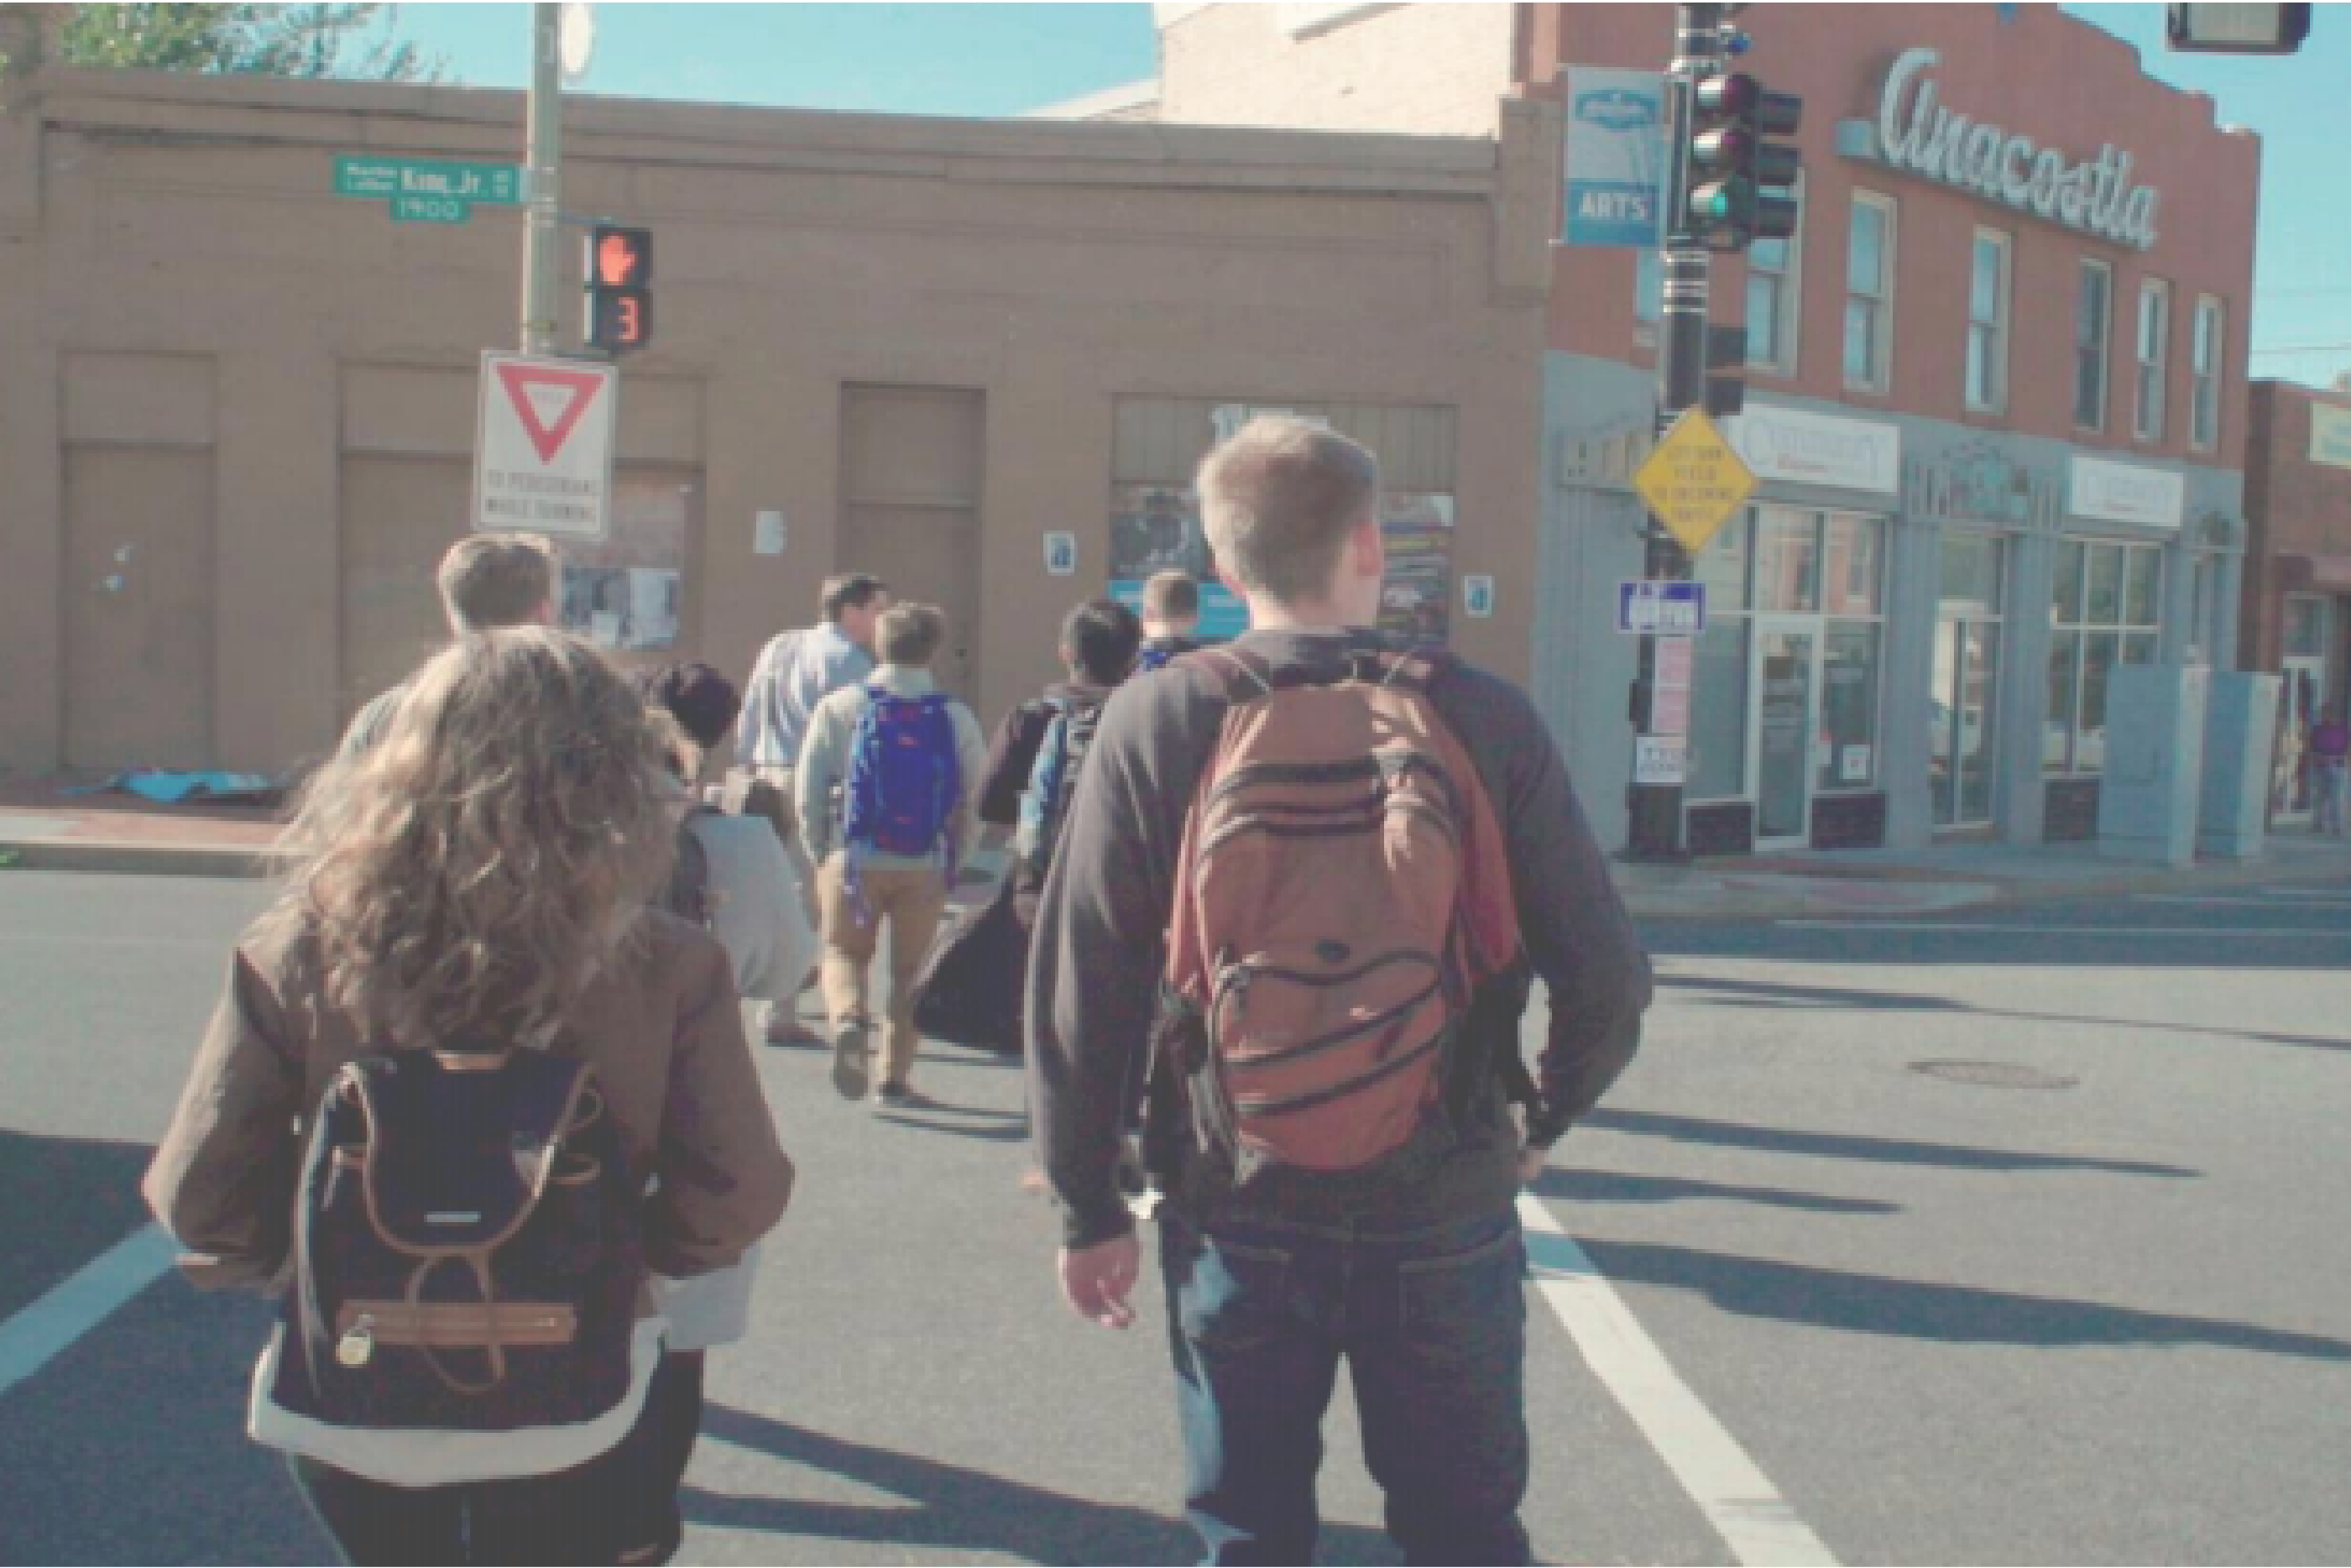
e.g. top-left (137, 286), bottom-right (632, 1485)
top-left (283, 629), bottom-right (677, 1050)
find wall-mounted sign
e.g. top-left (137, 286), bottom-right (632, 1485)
top-left (1865, 48), bottom-right (2159, 251)
top-left (753, 510), bottom-right (786, 557)
top-left (1462, 575), bottom-right (1496, 619)
top-left (1617, 579), bottom-right (1706, 636)
top-left (2069, 455), bottom-right (2184, 530)
top-left (1726, 405), bottom-right (1901, 495)
top-left (1044, 531), bottom-right (1079, 575)
top-left (1561, 66), bottom-right (1665, 248)
top-left (1634, 735), bottom-right (1687, 787)
top-left (2310, 402), bottom-right (2351, 471)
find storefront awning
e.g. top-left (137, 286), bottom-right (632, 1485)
top-left (2278, 552), bottom-right (2351, 593)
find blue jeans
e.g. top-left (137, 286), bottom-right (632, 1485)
top-left (1160, 1206), bottom-right (1532, 1566)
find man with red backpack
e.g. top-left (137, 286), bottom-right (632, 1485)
top-left (797, 602), bottom-right (989, 1106)
top-left (1028, 417), bottom-right (1652, 1565)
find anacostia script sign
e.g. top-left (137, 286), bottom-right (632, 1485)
top-left (1870, 48), bottom-right (2160, 251)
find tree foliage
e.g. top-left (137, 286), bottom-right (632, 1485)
top-left (55, 3), bottom-right (444, 81)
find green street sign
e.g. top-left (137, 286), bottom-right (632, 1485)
top-left (334, 155), bottom-right (521, 206)
top-left (391, 193), bottom-right (472, 225)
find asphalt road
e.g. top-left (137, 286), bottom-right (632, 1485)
top-left (1, 869), bottom-right (2346, 1565)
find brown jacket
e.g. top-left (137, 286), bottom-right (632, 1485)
top-left (144, 908), bottom-right (794, 1292)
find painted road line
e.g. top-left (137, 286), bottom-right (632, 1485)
top-left (2132, 894), bottom-right (2351, 909)
top-left (1777, 921), bottom-right (2347, 937)
top-left (1518, 1195), bottom-right (1838, 1568)
top-left (0, 1224), bottom-right (177, 1402)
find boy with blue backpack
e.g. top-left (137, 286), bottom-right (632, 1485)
top-left (796, 602), bottom-right (989, 1106)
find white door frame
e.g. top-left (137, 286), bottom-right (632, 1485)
top-left (1748, 614), bottom-right (1824, 851)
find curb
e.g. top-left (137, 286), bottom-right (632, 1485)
top-left (1620, 846), bottom-right (2350, 923)
top-left (0, 838), bottom-right (292, 879)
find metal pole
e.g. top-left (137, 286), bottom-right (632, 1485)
top-left (1624, 2), bottom-right (1727, 863)
top-left (520, 2), bottom-right (562, 353)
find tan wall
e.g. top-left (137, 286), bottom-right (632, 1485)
top-left (0, 71), bottom-right (1554, 776)
top-left (1160, 3), bottom-right (1515, 137)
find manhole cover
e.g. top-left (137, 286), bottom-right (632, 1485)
top-left (1910, 1059), bottom-right (2077, 1090)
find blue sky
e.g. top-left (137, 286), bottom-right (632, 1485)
top-left (390, 3), bottom-right (2350, 387)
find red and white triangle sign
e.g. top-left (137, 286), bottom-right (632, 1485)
top-left (494, 360), bottom-right (606, 464)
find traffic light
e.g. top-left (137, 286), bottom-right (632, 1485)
top-left (1684, 71), bottom-right (1802, 251)
top-left (584, 224), bottom-right (653, 353)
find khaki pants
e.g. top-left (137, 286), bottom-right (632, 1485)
top-left (818, 855), bottom-right (948, 1088)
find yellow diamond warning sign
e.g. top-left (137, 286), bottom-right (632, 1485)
top-left (1633, 410), bottom-right (1758, 556)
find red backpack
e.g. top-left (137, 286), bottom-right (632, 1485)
top-left (1158, 647), bottom-right (1520, 1190)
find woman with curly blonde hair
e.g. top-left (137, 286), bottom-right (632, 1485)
top-left (147, 628), bottom-right (793, 1565)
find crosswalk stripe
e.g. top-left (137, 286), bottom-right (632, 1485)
top-left (0, 1224), bottom-right (178, 1402)
top-left (1518, 1195), bottom-right (1838, 1567)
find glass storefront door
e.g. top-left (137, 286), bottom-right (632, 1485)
top-left (1752, 619), bottom-right (1820, 847)
top-left (1931, 618), bottom-right (2001, 828)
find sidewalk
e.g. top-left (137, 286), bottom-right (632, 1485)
top-left (3, 771), bottom-right (2347, 917)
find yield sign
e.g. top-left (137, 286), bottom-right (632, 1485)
top-left (473, 351), bottom-right (618, 539)
top-left (494, 359), bottom-right (604, 463)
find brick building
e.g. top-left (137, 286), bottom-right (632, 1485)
top-left (2242, 379), bottom-right (2351, 823)
top-left (1138, 3), bottom-right (2261, 854)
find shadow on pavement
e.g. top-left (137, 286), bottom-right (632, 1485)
top-left (688, 1403), bottom-right (1398, 1565)
top-left (1573, 1236), bottom-right (2351, 1362)
top-left (1534, 1167), bottom-right (1900, 1215)
top-left (1581, 1109), bottom-right (2199, 1179)
top-left (0, 1126), bottom-right (158, 1320)
top-left (1660, 974), bottom-right (2351, 1055)
top-left (872, 1113), bottom-right (1028, 1142)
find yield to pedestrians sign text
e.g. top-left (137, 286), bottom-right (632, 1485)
top-left (474, 352), bottom-right (618, 539)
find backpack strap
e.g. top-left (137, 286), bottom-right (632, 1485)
top-left (1178, 645), bottom-right (1276, 703)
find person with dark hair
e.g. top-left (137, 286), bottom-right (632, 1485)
top-left (977, 599), bottom-right (1145, 839)
top-left (640, 661), bottom-right (742, 759)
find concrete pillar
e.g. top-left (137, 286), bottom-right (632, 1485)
top-left (1882, 512), bottom-right (1941, 849)
top-left (2001, 528), bottom-right (2059, 845)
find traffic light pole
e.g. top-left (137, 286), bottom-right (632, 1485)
top-left (1624, 3), bottom-right (1729, 863)
top-left (520, 3), bottom-right (563, 354)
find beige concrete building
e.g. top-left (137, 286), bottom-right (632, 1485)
top-left (0, 63), bottom-right (1554, 776)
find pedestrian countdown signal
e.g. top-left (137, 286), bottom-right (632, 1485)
top-left (585, 224), bottom-right (653, 353)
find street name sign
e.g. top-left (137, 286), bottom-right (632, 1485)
top-left (335, 156), bottom-right (521, 227)
top-left (474, 352), bottom-right (618, 540)
top-left (1633, 408), bottom-right (1758, 555)
top-left (1617, 579), bottom-right (1707, 636)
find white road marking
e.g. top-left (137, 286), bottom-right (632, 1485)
top-left (1777, 921), bottom-right (2344, 936)
top-left (0, 1224), bottom-right (178, 1402)
top-left (2133, 894), bottom-right (2351, 909)
top-left (1518, 1195), bottom-right (1838, 1567)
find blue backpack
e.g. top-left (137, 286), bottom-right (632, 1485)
top-left (843, 687), bottom-right (963, 872)
top-left (1016, 695), bottom-right (1105, 886)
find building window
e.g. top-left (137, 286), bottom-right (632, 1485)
top-left (1967, 230), bottom-right (2010, 414)
top-left (2135, 280), bottom-right (2170, 442)
top-left (1746, 180), bottom-right (1801, 376)
top-left (2075, 260), bottom-right (2111, 431)
top-left (1934, 533), bottom-right (2006, 828)
top-left (2046, 539), bottom-right (2165, 776)
top-left (1844, 193), bottom-right (1894, 394)
top-left (1636, 247), bottom-right (1662, 332)
top-left (2192, 295), bottom-right (2224, 451)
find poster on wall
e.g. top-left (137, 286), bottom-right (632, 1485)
top-left (1561, 66), bottom-right (1666, 248)
top-left (559, 478), bottom-right (690, 652)
top-left (1108, 483), bottom-right (1248, 640)
top-left (1379, 493), bottom-right (1457, 645)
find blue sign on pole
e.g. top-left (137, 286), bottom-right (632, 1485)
top-left (1617, 580), bottom-right (1707, 636)
top-left (1563, 66), bottom-right (1666, 248)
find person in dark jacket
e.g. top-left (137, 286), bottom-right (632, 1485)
top-left (977, 598), bottom-right (1144, 848)
top-left (1028, 417), bottom-right (1651, 1566)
